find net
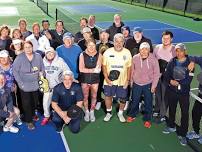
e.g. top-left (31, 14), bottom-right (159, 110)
top-left (186, 0), bottom-right (202, 15)
top-left (55, 8), bottom-right (80, 35)
top-left (147, 0), bottom-right (164, 8)
top-left (37, 0), bottom-right (48, 15)
top-left (164, 0), bottom-right (186, 12)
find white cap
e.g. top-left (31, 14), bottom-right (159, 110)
top-left (12, 39), bottom-right (22, 45)
top-left (0, 50), bottom-right (9, 58)
top-left (139, 42), bottom-right (150, 50)
top-left (45, 47), bottom-right (55, 54)
top-left (82, 27), bottom-right (91, 33)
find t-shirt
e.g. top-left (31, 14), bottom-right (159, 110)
top-left (103, 47), bottom-right (132, 86)
top-left (56, 44), bottom-right (82, 79)
top-left (52, 82), bottom-right (83, 111)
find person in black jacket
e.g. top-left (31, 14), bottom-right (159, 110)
top-left (125, 27), bottom-right (153, 57)
top-left (107, 14), bottom-right (124, 41)
top-left (162, 43), bottom-right (193, 146)
top-left (88, 15), bottom-right (99, 40)
top-left (48, 20), bottom-right (67, 49)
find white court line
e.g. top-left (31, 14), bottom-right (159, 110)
top-left (190, 91), bottom-right (202, 104)
top-left (60, 131), bottom-right (71, 152)
top-left (190, 88), bottom-right (199, 91)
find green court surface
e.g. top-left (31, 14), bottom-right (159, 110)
top-left (0, 0), bottom-right (202, 151)
top-left (64, 108), bottom-right (194, 152)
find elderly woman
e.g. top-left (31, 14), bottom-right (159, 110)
top-left (79, 39), bottom-right (102, 122)
top-left (0, 25), bottom-right (12, 52)
top-left (0, 73), bottom-right (21, 133)
top-left (13, 41), bottom-right (44, 130)
top-left (162, 43), bottom-right (193, 146)
top-left (41, 47), bottom-right (70, 126)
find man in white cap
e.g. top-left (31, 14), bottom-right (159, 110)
top-left (51, 70), bottom-right (83, 133)
top-left (41, 47), bottom-right (71, 125)
top-left (127, 42), bottom-right (160, 128)
top-left (56, 32), bottom-right (82, 80)
top-left (162, 43), bottom-right (193, 146)
top-left (125, 27), bottom-right (153, 57)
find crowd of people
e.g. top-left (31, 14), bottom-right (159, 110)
top-left (0, 13), bottom-right (201, 146)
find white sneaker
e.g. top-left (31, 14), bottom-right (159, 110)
top-left (3, 125), bottom-right (19, 133)
top-left (90, 110), bottom-right (96, 122)
top-left (104, 113), bottom-right (112, 122)
top-left (95, 102), bottom-right (101, 110)
top-left (124, 101), bottom-right (129, 111)
top-left (117, 113), bottom-right (126, 122)
top-left (84, 111), bottom-right (90, 122)
top-left (15, 117), bottom-right (22, 126)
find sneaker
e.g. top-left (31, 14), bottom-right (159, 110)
top-left (33, 115), bottom-right (39, 121)
top-left (3, 125), bottom-right (19, 133)
top-left (41, 117), bottom-right (49, 126)
top-left (162, 127), bottom-right (176, 134)
top-left (16, 117), bottom-right (22, 126)
top-left (126, 116), bottom-right (135, 123)
top-left (27, 123), bottom-right (35, 130)
top-left (84, 111), bottom-right (90, 122)
top-left (95, 102), bottom-right (101, 110)
top-left (144, 121), bottom-right (151, 128)
top-left (153, 112), bottom-right (159, 117)
top-left (186, 131), bottom-right (200, 139)
top-left (90, 111), bottom-right (95, 122)
top-left (198, 136), bottom-right (202, 144)
top-left (178, 136), bottom-right (187, 146)
top-left (104, 113), bottom-right (112, 122)
top-left (117, 113), bottom-right (126, 123)
top-left (124, 101), bottom-right (129, 111)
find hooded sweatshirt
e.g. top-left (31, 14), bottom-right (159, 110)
top-left (13, 52), bottom-right (44, 92)
top-left (131, 53), bottom-right (160, 89)
top-left (43, 53), bottom-right (70, 89)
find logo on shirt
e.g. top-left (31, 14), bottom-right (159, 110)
top-left (70, 91), bottom-right (75, 96)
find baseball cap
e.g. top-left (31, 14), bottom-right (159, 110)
top-left (0, 50), bottom-right (9, 58)
top-left (121, 26), bottom-right (130, 33)
top-left (175, 43), bottom-right (186, 51)
top-left (82, 27), bottom-right (91, 33)
top-left (12, 39), bottom-right (22, 45)
top-left (133, 27), bottom-right (143, 34)
top-left (63, 32), bottom-right (73, 41)
top-left (139, 42), bottom-right (150, 50)
top-left (45, 47), bottom-right (55, 54)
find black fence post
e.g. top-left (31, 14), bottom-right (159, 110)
top-left (56, 9), bottom-right (58, 20)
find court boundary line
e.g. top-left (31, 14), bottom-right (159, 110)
top-left (60, 131), bottom-right (71, 152)
top-left (61, 4), bottom-right (123, 15)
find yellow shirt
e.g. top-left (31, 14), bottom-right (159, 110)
top-left (103, 47), bottom-right (132, 86)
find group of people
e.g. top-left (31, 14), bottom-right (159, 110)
top-left (0, 13), bottom-right (201, 146)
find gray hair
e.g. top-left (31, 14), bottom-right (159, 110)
top-left (113, 33), bottom-right (125, 43)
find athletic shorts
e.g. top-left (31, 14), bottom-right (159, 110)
top-left (103, 85), bottom-right (127, 100)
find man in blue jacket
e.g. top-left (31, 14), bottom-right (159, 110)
top-left (162, 43), bottom-right (194, 146)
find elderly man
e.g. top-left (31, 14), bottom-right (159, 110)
top-left (56, 32), bottom-right (82, 80)
top-left (0, 73), bottom-right (21, 133)
top-left (107, 14), bottom-right (125, 41)
top-left (125, 27), bottom-right (153, 57)
top-left (127, 42), bottom-right (160, 128)
top-left (51, 71), bottom-right (83, 133)
top-left (102, 33), bottom-right (132, 122)
top-left (88, 15), bottom-right (99, 40)
top-left (162, 43), bottom-right (193, 146)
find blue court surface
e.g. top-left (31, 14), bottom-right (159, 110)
top-left (96, 20), bottom-right (202, 44)
top-left (0, 119), bottom-right (68, 152)
top-left (62, 5), bottom-right (121, 14)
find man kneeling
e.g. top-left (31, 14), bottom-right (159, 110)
top-left (51, 71), bottom-right (83, 133)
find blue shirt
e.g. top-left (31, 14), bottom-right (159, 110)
top-left (52, 82), bottom-right (83, 111)
top-left (56, 44), bottom-right (82, 79)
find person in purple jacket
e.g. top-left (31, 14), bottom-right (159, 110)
top-left (127, 42), bottom-right (160, 128)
